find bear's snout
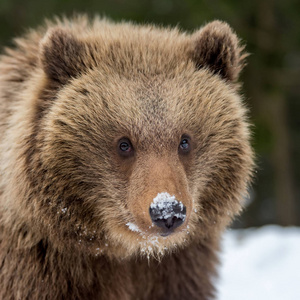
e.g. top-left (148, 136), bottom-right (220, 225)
top-left (149, 192), bottom-right (186, 236)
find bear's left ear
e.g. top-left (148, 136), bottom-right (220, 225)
top-left (191, 21), bottom-right (247, 82)
top-left (40, 28), bottom-right (92, 84)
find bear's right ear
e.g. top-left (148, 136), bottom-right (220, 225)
top-left (40, 28), bottom-right (90, 84)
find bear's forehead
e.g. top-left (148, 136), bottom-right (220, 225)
top-left (72, 71), bottom-right (187, 125)
top-left (59, 59), bottom-right (239, 149)
top-left (59, 77), bottom-right (183, 147)
top-left (113, 95), bottom-right (181, 146)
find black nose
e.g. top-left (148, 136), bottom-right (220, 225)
top-left (149, 201), bottom-right (186, 235)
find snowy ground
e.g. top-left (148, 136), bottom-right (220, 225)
top-left (217, 225), bottom-right (300, 300)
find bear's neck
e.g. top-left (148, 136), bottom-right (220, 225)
top-left (1, 223), bottom-right (218, 299)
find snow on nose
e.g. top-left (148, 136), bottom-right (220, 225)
top-left (149, 192), bottom-right (186, 235)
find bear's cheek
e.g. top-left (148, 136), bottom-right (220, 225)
top-left (126, 156), bottom-right (193, 237)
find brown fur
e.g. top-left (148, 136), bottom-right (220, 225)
top-left (0, 16), bottom-right (254, 299)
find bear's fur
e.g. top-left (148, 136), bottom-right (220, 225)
top-left (0, 16), bottom-right (254, 299)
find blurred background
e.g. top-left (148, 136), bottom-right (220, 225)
top-left (0, 0), bottom-right (299, 228)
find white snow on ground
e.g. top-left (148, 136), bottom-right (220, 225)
top-left (218, 225), bottom-right (300, 300)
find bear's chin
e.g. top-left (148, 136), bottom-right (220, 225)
top-left (84, 227), bottom-right (193, 261)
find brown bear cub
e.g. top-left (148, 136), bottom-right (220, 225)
top-left (0, 16), bottom-right (254, 299)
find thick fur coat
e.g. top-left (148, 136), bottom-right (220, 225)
top-left (0, 16), bottom-right (254, 299)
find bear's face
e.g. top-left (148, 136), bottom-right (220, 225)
top-left (28, 20), bottom-right (253, 258)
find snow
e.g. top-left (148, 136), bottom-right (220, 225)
top-left (150, 192), bottom-right (185, 220)
top-left (61, 207), bottom-right (67, 214)
top-left (218, 225), bottom-right (300, 300)
top-left (126, 222), bottom-right (141, 233)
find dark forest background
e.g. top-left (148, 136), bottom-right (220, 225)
top-left (0, 0), bottom-right (299, 228)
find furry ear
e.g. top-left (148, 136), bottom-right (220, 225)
top-left (191, 21), bottom-right (247, 82)
top-left (40, 28), bottom-right (89, 84)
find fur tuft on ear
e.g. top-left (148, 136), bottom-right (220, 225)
top-left (40, 28), bottom-right (89, 84)
top-left (191, 21), bottom-right (247, 82)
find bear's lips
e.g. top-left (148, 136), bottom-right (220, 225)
top-left (126, 219), bottom-right (187, 237)
top-left (159, 231), bottom-right (171, 237)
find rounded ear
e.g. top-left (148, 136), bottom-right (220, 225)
top-left (39, 28), bottom-right (90, 84)
top-left (191, 21), bottom-right (247, 82)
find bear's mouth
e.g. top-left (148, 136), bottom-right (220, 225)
top-left (153, 215), bottom-right (186, 237)
top-left (159, 230), bottom-right (172, 237)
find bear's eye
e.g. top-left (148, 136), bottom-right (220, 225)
top-left (179, 135), bottom-right (191, 154)
top-left (118, 138), bottom-right (134, 157)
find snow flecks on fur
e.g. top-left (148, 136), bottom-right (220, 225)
top-left (138, 231), bottom-right (192, 260)
top-left (139, 235), bottom-right (163, 260)
top-left (95, 247), bottom-right (103, 257)
top-left (150, 192), bottom-right (185, 220)
top-left (61, 207), bottom-right (67, 214)
top-left (126, 222), bottom-right (141, 233)
top-left (125, 222), bottom-right (164, 258)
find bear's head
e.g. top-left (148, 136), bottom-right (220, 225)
top-left (15, 19), bottom-right (253, 259)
